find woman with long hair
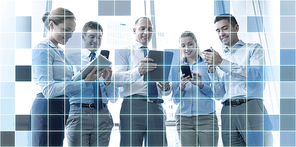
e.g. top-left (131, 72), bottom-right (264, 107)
top-left (171, 31), bottom-right (219, 146)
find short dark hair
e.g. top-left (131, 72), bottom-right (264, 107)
top-left (134, 17), bottom-right (152, 27)
top-left (214, 14), bottom-right (238, 27)
top-left (82, 21), bottom-right (103, 35)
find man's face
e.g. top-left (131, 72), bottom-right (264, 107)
top-left (82, 29), bottom-right (103, 52)
top-left (133, 18), bottom-right (153, 46)
top-left (215, 19), bottom-right (238, 47)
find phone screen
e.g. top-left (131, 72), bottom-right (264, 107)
top-left (181, 65), bottom-right (192, 78)
top-left (100, 50), bottom-right (109, 59)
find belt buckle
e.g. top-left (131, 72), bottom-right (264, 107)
top-left (147, 99), bottom-right (154, 103)
top-left (89, 103), bottom-right (95, 109)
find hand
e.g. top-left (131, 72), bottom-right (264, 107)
top-left (138, 57), bottom-right (157, 76)
top-left (202, 47), bottom-right (223, 66)
top-left (207, 64), bottom-right (216, 73)
top-left (101, 67), bottom-right (112, 86)
top-left (190, 72), bottom-right (204, 89)
top-left (179, 74), bottom-right (191, 91)
top-left (84, 67), bottom-right (98, 81)
top-left (158, 82), bottom-right (170, 91)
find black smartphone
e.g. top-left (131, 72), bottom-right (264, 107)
top-left (204, 49), bottom-right (212, 52)
top-left (100, 50), bottom-right (109, 59)
top-left (181, 65), bottom-right (192, 78)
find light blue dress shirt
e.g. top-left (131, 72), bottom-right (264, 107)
top-left (209, 40), bottom-right (265, 102)
top-left (69, 49), bottom-right (118, 104)
top-left (171, 56), bottom-right (216, 116)
top-left (32, 38), bottom-right (87, 99)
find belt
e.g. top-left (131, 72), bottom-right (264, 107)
top-left (124, 94), bottom-right (164, 103)
top-left (71, 103), bottom-right (107, 109)
top-left (222, 98), bottom-right (260, 106)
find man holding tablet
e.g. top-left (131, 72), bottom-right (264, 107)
top-left (113, 17), bottom-right (170, 146)
top-left (66, 21), bottom-right (118, 147)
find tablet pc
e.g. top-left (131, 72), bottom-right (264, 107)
top-left (144, 50), bottom-right (174, 82)
top-left (74, 54), bottom-right (112, 81)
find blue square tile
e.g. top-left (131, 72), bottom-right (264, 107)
top-left (280, 49), bottom-right (295, 65)
top-left (1, 131), bottom-right (15, 146)
top-left (214, 0), bottom-right (230, 16)
top-left (16, 33), bottom-right (31, 49)
top-left (280, 99), bottom-right (295, 114)
top-left (280, 66), bottom-right (295, 81)
top-left (15, 131), bottom-right (31, 146)
top-left (281, 1), bottom-right (295, 15)
top-left (1, 17), bottom-right (15, 32)
top-left (15, 66), bottom-right (31, 81)
top-left (266, 115), bottom-right (279, 131)
top-left (247, 16), bottom-right (263, 32)
top-left (1, 82), bottom-right (15, 98)
top-left (280, 82), bottom-right (296, 98)
top-left (0, 49), bottom-right (15, 65)
top-left (15, 115), bottom-right (31, 131)
top-left (0, 66), bottom-right (15, 82)
top-left (16, 16), bottom-right (31, 32)
top-left (281, 132), bottom-right (295, 146)
top-left (281, 17), bottom-right (295, 32)
top-left (98, 1), bottom-right (114, 16)
top-left (281, 33), bottom-right (295, 49)
top-left (1, 115), bottom-right (15, 131)
top-left (0, 33), bottom-right (15, 48)
top-left (65, 32), bottom-right (82, 49)
top-left (1, 99), bottom-right (15, 114)
top-left (115, 1), bottom-right (131, 16)
top-left (280, 115), bottom-right (295, 130)
top-left (264, 66), bottom-right (280, 81)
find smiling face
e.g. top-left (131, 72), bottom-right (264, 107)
top-left (215, 19), bottom-right (239, 48)
top-left (180, 36), bottom-right (198, 59)
top-left (82, 29), bottom-right (103, 52)
top-left (133, 18), bottom-right (153, 46)
top-left (49, 18), bottom-right (76, 46)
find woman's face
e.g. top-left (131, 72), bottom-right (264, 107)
top-left (51, 18), bottom-right (76, 45)
top-left (180, 36), bottom-right (197, 59)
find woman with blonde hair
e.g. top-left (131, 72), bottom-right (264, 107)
top-left (31, 7), bottom-right (98, 146)
top-left (171, 31), bottom-right (219, 146)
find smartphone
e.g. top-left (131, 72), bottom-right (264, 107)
top-left (100, 50), bottom-right (109, 59)
top-left (181, 65), bottom-right (192, 78)
top-left (204, 49), bottom-right (212, 52)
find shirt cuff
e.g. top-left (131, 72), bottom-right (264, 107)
top-left (218, 59), bottom-right (232, 74)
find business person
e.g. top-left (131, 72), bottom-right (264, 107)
top-left (66, 21), bottom-right (118, 146)
top-left (203, 14), bottom-right (273, 146)
top-left (113, 17), bottom-right (170, 146)
top-left (171, 31), bottom-right (219, 147)
top-left (31, 8), bottom-right (98, 146)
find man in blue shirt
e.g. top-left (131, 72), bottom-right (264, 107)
top-left (66, 21), bottom-right (118, 146)
top-left (203, 14), bottom-right (273, 146)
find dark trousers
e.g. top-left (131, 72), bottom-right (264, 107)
top-left (31, 93), bottom-right (70, 146)
top-left (119, 99), bottom-right (167, 147)
top-left (221, 99), bottom-right (273, 146)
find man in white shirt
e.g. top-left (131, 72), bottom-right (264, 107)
top-left (66, 21), bottom-right (117, 146)
top-left (203, 14), bottom-right (273, 146)
top-left (113, 17), bottom-right (170, 146)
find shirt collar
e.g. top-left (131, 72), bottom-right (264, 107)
top-left (82, 49), bottom-right (98, 57)
top-left (133, 41), bottom-right (147, 50)
top-left (44, 38), bottom-right (62, 51)
top-left (182, 56), bottom-right (203, 65)
top-left (224, 40), bottom-right (245, 53)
